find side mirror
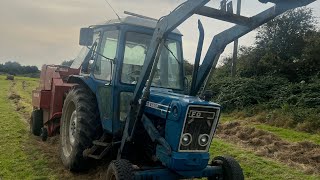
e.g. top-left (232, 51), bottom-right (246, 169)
top-left (79, 28), bottom-right (94, 46)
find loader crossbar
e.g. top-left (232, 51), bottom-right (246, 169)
top-left (119, 0), bottom-right (316, 158)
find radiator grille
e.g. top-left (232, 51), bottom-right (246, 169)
top-left (179, 105), bottom-right (220, 152)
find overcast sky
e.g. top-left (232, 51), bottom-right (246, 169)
top-left (0, 0), bottom-right (319, 67)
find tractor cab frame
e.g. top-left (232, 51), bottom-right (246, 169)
top-left (71, 16), bottom-right (186, 136)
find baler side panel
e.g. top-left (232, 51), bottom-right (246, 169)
top-left (47, 78), bottom-right (76, 124)
top-left (32, 90), bottom-right (51, 109)
top-left (40, 91), bottom-right (51, 109)
top-left (32, 90), bottom-right (41, 108)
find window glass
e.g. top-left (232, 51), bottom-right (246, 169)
top-left (121, 32), bottom-right (183, 89)
top-left (94, 30), bottom-right (119, 81)
top-left (71, 47), bottom-right (89, 69)
top-left (73, 32), bottom-right (100, 72)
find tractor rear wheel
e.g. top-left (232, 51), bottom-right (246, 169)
top-left (209, 155), bottom-right (244, 180)
top-left (30, 109), bottom-right (43, 136)
top-left (105, 159), bottom-right (134, 180)
top-left (60, 87), bottom-right (102, 171)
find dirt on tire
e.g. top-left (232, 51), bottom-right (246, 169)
top-left (217, 121), bottom-right (320, 174)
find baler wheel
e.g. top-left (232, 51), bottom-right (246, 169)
top-left (105, 159), bottom-right (134, 180)
top-left (209, 155), bottom-right (244, 180)
top-left (60, 87), bottom-right (102, 171)
top-left (30, 109), bottom-right (43, 136)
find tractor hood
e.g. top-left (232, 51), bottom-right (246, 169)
top-left (144, 87), bottom-right (221, 120)
top-left (144, 87), bottom-right (221, 171)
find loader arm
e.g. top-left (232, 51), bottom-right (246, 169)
top-left (132, 0), bottom-right (210, 104)
top-left (118, 0), bottom-right (210, 158)
top-left (119, 0), bottom-right (317, 158)
top-left (132, 0), bottom-right (316, 106)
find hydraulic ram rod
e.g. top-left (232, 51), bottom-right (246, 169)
top-left (132, 0), bottom-right (210, 104)
top-left (119, 0), bottom-right (210, 158)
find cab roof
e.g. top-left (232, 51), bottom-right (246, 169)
top-left (92, 16), bottom-right (182, 35)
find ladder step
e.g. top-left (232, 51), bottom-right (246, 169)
top-left (87, 144), bottom-right (112, 160)
top-left (88, 154), bottom-right (101, 160)
top-left (93, 140), bottom-right (109, 147)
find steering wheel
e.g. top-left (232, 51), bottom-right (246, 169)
top-left (127, 70), bottom-right (141, 82)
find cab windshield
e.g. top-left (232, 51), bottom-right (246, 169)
top-left (121, 32), bottom-right (183, 90)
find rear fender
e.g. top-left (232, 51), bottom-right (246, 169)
top-left (67, 75), bottom-right (98, 94)
top-left (67, 75), bottom-right (109, 132)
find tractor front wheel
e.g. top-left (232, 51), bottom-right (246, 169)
top-left (30, 109), bottom-right (43, 136)
top-left (60, 87), bottom-right (102, 171)
top-left (105, 159), bottom-right (134, 180)
top-left (209, 155), bottom-right (244, 180)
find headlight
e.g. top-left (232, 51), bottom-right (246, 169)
top-left (198, 134), bottom-right (210, 147)
top-left (181, 133), bottom-right (192, 146)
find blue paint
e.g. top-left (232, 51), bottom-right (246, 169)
top-left (133, 164), bottom-right (222, 179)
top-left (157, 146), bottom-right (210, 171)
top-left (69, 58), bottom-right (221, 176)
top-left (70, 19), bottom-right (221, 176)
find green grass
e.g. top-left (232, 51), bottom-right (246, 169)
top-left (12, 76), bottom-right (39, 116)
top-left (210, 138), bottom-right (320, 180)
top-left (0, 76), bottom-right (55, 179)
top-left (219, 114), bottom-right (237, 122)
top-left (1, 75), bottom-right (320, 180)
top-left (252, 123), bottom-right (320, 145)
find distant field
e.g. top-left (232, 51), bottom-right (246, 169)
top-left (0, 75), bottom-right (319, 179)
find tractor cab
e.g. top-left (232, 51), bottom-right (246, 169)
top-left (68, 16), bottom-right (222, 177)
top-left (71, 16), bottom-right (186, 135)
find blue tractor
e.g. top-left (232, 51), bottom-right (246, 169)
top-left (54, 0), bottom-right (316, 179)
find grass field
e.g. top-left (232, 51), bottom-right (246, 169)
top-left (0, 75), bottom-right (319, 179)
top-left (0, 76), bottom-right (56, 179)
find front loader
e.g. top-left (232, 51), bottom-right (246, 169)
top-left (30, 0), bottom-right (316, 179)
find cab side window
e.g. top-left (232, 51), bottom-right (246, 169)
top-left (94, 30), bottom-right (119, 81)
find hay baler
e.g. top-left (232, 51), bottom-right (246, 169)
top-left (31, 65), bottom-right (79, 140)
top-left (30, 0), bottom-right (316, 179)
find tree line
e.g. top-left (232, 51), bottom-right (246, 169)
top-left (0, 61), bottom-right (40, 77)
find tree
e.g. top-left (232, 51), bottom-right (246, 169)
top-left (255, 7), bottom-right (316, 60)
top-left (297, 31), bottom-right (320, 80)
top-left (61, 60), bottom-right (74, 67)
top-left (184, 60), bottom-right (194, 76)
top-left (236, 8), bottom-right (317, 81)
top-left (4, 61), bottom-right (22, 75)
top-left (0, 61), bottom-right (40, 76)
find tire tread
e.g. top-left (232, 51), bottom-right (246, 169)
top-left (60, 86), bottom-right (102, 171)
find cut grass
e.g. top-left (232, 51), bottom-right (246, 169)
top-left (220, 114), bottom-right (320, 145)
top-left (0, 76), bottom-right (56, 179)
top-left (210, 138), bottom-right (320, 180)
top-left (252, 123), bottom-right (320, 145)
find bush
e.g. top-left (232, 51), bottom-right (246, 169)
top-left (209, 76), bottom-right (289, 111)
top-left (209, 76), bottom-right (320, 133)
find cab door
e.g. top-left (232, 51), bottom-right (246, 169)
top-left (92, 30), bottom-right (120, 134)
